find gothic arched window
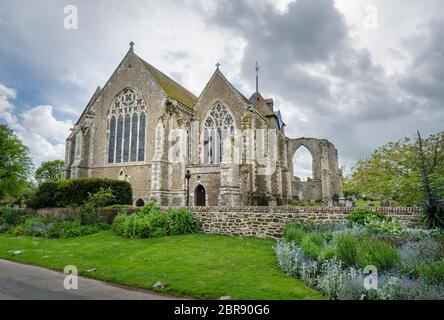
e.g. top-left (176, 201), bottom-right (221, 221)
top-left (203, 103), bottom-right (235, 164)
top-left (107, 88), bottom-right (147, 164)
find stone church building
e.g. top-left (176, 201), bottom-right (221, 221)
top-left (64, 43), bottom-right (342, 206)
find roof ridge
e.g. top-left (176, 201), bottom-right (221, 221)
top-left (137, 55), bottom-right (197, 109)
top-left (75, 86), bottom-right (102, 125)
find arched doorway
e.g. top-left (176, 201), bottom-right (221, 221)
top-left (135, 198), bottom-right (145, 207)
top-left (194, 185), bottom-right (206, 206)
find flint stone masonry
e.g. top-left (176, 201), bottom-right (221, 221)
top-left (33, 206), bottom-right (423, 240)
top-left (187, 206), bottom-right (423, 239)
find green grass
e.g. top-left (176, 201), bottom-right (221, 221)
top-left (0, 231), bottom-right (323, 300)
top-left (354, 200), bottom-right (381, 208)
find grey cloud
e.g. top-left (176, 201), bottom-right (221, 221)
top-left (203, 0), bottom-right (444, 171)
top-left (401, 20), bottom-right (444, 107)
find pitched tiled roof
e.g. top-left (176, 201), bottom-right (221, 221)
top-left (139, 57), bottom-right (197, 109)
top-left (249, 91), bottom-right (276, 117)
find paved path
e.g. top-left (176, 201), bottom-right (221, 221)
top-left (0, 259), bottom-right (182, 300)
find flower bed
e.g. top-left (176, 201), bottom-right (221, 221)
top-left (275, 210), bottom-right (444, 300)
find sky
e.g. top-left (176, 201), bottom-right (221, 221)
top-left (0, 0), bottom-right (443, 180)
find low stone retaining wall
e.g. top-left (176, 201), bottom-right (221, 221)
top-left (32, 206), bottom-right (423, 240)
top-left (188, 206), bottom-right (423, 239)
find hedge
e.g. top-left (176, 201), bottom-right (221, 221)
top-left (27, 178), bottom-right (133, 209)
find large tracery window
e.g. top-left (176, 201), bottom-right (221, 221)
top-left (107, 88), bottom-right (146, 164)
top-left (203, 103), bottom-right (235, 164)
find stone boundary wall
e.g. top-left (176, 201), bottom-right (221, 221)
top-left (33, 206), bottom-right (423, 240)
top-left (187, 206), bottom-right (423, 239)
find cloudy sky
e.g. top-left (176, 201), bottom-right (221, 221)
top-left (0, 0), bottom-right (443, 179)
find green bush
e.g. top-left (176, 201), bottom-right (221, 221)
top-left (23, 217), bottom-right (51, 237)
top-left (22, 215), bottom-right (108, 239)
top-left (0, 224), bottom-right (11, 233)
top-left (112, 203), bottom-right (200, 239)
top-left (139, 201), bottom-right (161, 215)
top-left (336, 234), bottom-right (360, 266)
top-left (45, 220), bottom-right (107, 239)
top-left (300, 236), bottom-right (323, 259)
top-left (283, 222), bottom-right (306, 244)
top-left (0, 207), bottom-right (27, 225)
top-left (415, 259), bottom-right (444, 285)
top-left (347, 209), bottom-right (387, 226)
top-left (319, 245), bottom-right (337, 261)
top-left (335, 235), bottom-right (399, 271)
top-left (365, 219), bottom-right (405, 235)
top-left (79, 188), bottom-right (117, 226)
top-left (167, 207), bottom-right (200, 235)
top-left (356, 238), bottom-right (400, 271)
top-left (111, 212), bottom-right (127, 235)
top-left (27, 178), bottom-right (132, 208)
top-left (297, 233), bottom-right (327, 259)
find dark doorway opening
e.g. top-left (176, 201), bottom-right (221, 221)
top-left (195, 185), bottom-right (206, 206)
top-left (135, 198), bottom-right (145, 207)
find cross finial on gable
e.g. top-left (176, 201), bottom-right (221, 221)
top-left (216, 62), bottom-right (220, 70)
top-left (129, 41), bottom-right (135, 51)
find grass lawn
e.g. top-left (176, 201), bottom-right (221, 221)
top-left (0, 231), bottom-right (324, 300)
top-left (354, 200), bottom-right (381, 207)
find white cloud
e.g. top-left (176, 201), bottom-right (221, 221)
top-left (0, 82), bottom-right (72, 165)
top-left (21, 105), bottom-right (72, 144)
top-left (0, 83), bottom-right (20, 130)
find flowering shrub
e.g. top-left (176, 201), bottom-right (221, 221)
top-left (399, 236), bottom-right (439, 274)
top-left (111, 202), bottom-right (201, 238)
top-left (275, 221), bottom-right (444, 300)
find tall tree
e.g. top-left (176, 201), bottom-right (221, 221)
top-left (0, 124), bottom-right (33, 199)
top-left (347, 131), bottom-right (444, 207)
top-left (35, 160), bottom-right (65, 185)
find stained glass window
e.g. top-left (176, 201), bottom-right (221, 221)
top-left (130, 113), bottom-right (138, 162)
top-left (203, 103), bottom-right (235, 164)
top-left (138, 112), bottom-right (146, 161)
top-left (107, 88), bottom-right (147, 163)
top-left (108, 116), bottom-right (116, 163)
top-left (116, 115), bottom-right (123, 162)
top-left (123, 114), bottom-right (130, 162)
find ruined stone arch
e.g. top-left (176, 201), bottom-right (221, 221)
top-left (288, 138), bottom-right (323, 181)
top-left (287, 138), bottom-right (341, 201)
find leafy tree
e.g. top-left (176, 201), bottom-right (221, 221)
top-left (347, 131), bottom-right (444, 207)
top-left (0, 124), bottom-right (33, 199)
top-left (35, 160), bottom-right (64, 185)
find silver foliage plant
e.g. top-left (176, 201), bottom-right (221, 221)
top-left (274, 240), bottom-right (444, 300)
top-left (398, 235), bottom-right (439, 272)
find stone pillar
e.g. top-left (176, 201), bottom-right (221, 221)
top-left (71, 130), bottom-right (82, 178)
top-left (190, 119), bottom-right (200, 165)
top-left (150, 116), bottom-right (169, 205)
top-left (64, 138), bottom-right (73, 179)
top-left (320, 141), bottom-right (332, 200)
top-left (219, 136), bottom-right (241, 206)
